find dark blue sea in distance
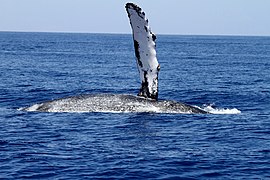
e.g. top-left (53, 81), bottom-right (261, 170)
top-left (0, 32), bottom-right (270, 179)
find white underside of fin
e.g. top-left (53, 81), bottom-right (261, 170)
top-left (126, 3), bottom-right (160, 100)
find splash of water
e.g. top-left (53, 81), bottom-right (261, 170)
top-left (198, 104), bottom-right (241, 114)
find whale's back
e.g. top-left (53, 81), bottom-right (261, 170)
top-left (22, 94), bottom-right (207, 114)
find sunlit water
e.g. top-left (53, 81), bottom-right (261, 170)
top-left (0, 32), bottom-right (269, 179)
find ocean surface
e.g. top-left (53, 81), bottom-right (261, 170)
top-left (0, 32), bottom-right (269, 179)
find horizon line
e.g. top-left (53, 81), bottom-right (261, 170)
top-left (1, 30), bottom-right (270, 38)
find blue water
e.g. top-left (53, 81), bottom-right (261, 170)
top-left (0, 32), bottom-right (270, 179)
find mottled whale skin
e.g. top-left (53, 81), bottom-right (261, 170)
top-left (126, 3), bottom-right (160, 100)
top-left (23, 94), bottom-right (207, 114)
top-left (21, 3), bottom-right (208, 114)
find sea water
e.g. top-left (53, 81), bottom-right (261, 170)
top-left (0, 32), bottom-right (269, 179)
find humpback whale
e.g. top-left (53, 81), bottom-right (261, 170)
top-left (21, 3), bottom-right (208, 114)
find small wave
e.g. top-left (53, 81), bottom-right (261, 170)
top-left (199, 104), bottom-right (241, 114)
top-left (18, 103), bottom-right (43, 112)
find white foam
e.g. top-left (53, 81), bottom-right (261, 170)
top-left (199, 104), bottom-right (241, 114)
top-left (21, 103), bottom-right (42, 112)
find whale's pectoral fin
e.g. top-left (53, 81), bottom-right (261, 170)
top-left (125, 3), bottom-right (160, 100)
